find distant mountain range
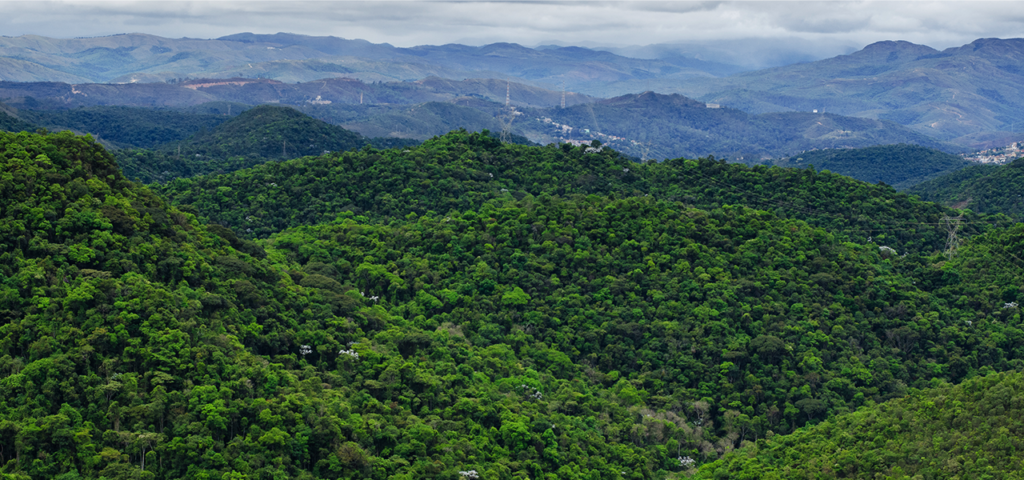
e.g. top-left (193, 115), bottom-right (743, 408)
top-left (3, 33), bottom-right (1024, 155)
top-left (668, 38), bottom-right (1024, 146)
top-left (529, 92), bottom-right (957, 160)
top-left (0, 32), bottom-right (730, 95)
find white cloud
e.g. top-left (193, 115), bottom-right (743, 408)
top-left (0, 0), bottom-right (1020, 52)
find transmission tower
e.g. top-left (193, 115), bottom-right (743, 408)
top-left (561, 80), bottom-right (566, 109)
top-left (499, 107), bottom-right (515, 144)
top-left (499, 81), bottom-right (515, 143)
top-left (942, 215), bottom-right (963, 259)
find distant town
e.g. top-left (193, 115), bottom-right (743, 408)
top-left (963, 141), bottom-right (1022, 164)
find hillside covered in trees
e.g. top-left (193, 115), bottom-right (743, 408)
top-left (0, 129), bottom-right (1022, 480)
top-left (109, 105), bottom-right (419, 183)
top-left (695, 370), bottom-right (1024, 479)
top-left (773, 144), bottom-right (970, 190)
top-left (16, 105), bottom-right (233, 149)
top-left (0, 107), bottom-right (39, 134)
top-left (907, 157), bottom-right (1024, 220)
top-left (156, 130), bottom-right (1007, 255)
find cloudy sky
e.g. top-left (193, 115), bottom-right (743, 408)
top-left (1, 1), bottom-right (1021, 52)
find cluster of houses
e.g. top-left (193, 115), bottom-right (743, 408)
top-left (538, 116), bottom-right (634, 148)
top-left (963, 142), bottom-right (1022, 164)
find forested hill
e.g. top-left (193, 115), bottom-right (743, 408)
top-left (0, 107), bottom-right (38, 133)
top-left (156, 129), bottom-right (1005, 256)
top-left (695, 371), bottom-right (1024, 479)
top-left (163, 104), bottom-right (366, 159)
top-left (3, 129), bottom-right (1024, 479)
top-left (16, 105), bottom-right (232, 149)
top-left (907, 157), bottom-right (1024, 220)
top-left (113, 105), bottom-right (415, 183)
top-left (773, 143), bottom-right (971, 190)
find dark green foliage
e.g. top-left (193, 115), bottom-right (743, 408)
top-left (0, 108), bottom-right (39, 133)
top-left (774, 143), bottom-right (971, 190)
top-left (16, 105), bottom-right (231, 149)
top-left (2, 130), bottom-right (1023, 479)
top-left (908, 157), bottom-right (1024, 219)
top-left (694, 371), bottom-right (1024, 479)
top-left (156, 129), bottom-right (1002, 255)
top-left (164, 105), bottom-right (366, 160)
top-left (113, 105), bottom-right (382, 183)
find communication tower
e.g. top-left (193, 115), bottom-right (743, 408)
top-left (499, 81), bottom-right (515, 143)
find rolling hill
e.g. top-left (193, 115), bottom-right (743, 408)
top-left (3, 129), bottom-right (1024, 479)
top-left (907, 157), bottom-right (1024, 218)
top-left (5, 33), bottom-right (1024, 150)
top-left (669, 38), bottom-right (1024, 146)
top-left (772, 144), bottom-right (971, 189)
top-left (0, 32), bottom-right (724, 93)
top-left (695, 371), bottom-right (1024, 479)
top-left (16, 105), bottom-right (233, 149)
top-left (532, 92), bottom-right (957, 160)
top-left (0, 104), bottom-right (37, 133)
top-left (112, 105), bottom-right (388, 182)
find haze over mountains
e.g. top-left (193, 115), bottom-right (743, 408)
top-left (2, 32), bottom-right (1024, 157)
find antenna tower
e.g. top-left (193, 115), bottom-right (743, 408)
top-left (942, 214), bottom-right (963, 259)
top-left (561, 81), bottom-right (566, 109)
top-left (498, 80), bottom-right (515, 143)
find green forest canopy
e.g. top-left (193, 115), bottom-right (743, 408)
top-left (0, 129), bottom-right (1022, 480)
top-left (774, 143), bottom-right (971, 190)
top-left (908, 157), bottom-right (1024, 221)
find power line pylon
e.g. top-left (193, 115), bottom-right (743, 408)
top-left (499, 80), bottom-right (515, 143)
top-left (942, 214), bottom-right (963, 259)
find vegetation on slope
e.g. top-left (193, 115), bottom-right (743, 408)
top-left (2, 130), bottom-right (1023, 479)
top-left (156, 129), bottom-right (1003, 255)
top-left (907, 157), bottom-right (1024, 220)
top-left (111, 105), bottom-right (414, 183)
top-left (694, 370), bottom-right (1024, 479)
top-left (164, 105), bottom-right (366, 159)
top-left (16, 105), bottom-right (232, 149)
top-left (774, 143), bottom-right (970, 190)
top-left (0, 108), bottom-right (38, 133)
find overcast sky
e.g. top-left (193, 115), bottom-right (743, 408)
top-left (2, 1), bottom-right (1021, 52)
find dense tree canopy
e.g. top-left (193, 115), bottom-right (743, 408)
top-left (1, 130), bottom-right (1022, 479)
top-left (774, 143), bottom-right (970, 190)
top-left (157, 129), bottom-right (1008, 255)
top-left (694, 371), bottom-right (1024, 479)
top-left (908, 157), bottom-right (1024, 220)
